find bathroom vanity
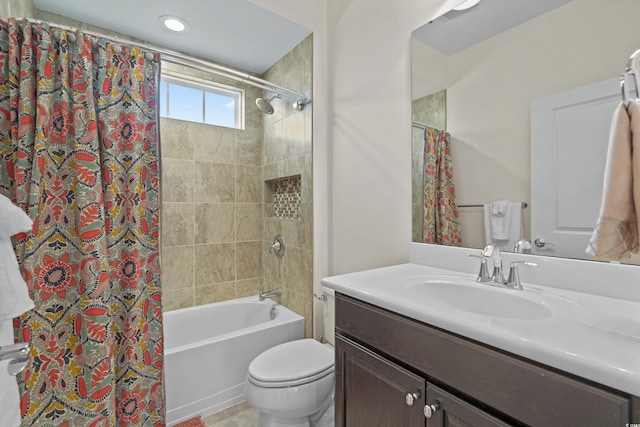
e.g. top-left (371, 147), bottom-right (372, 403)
top-left (322, 247), bottom-right (640, 427)
top-left (335, 293), bottom-right (636, 426)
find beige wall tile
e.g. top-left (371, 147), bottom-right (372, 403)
top-left (237, 127), bottom-right (262, 166)
top-left (194, 123), bottom-right (236, 164)
top-left (282, 247), bottom-right (312, 298)
top-left (2, 0), bottom-right (35, 18)
top-left (162, 202), bottom-right (194, 246)
top-left (283, 113), bottom-right (306, 159)
top-left (236, 203), bottom-right (262, 242)
top-left (195, 162), bottom-right (235, 202)
top-left (236, 241), bottom-right (262, 280)
top-left (160, 118), bottom-right (195, 160)
top-left (282, 289), bottom-right (312, 338)
top-left (161, 245), bottom-right (195, 292)
top-left (236, 165), bottom-right (261, 203)
top-left (263, 124), bottom-right (286, 166)
top-left (162, 288), bottom-right (194, 312)
top-left (162, 159), bottom-right (194, 202)
top-left (263, 219), bottom-right (283, 244)
top-left (301, 154), bottom-right (313, 203)
top-left (246, 99), bottom-right (265, 129)
top-left (195, 243), bottom-right (236, 285)
top-left (236, 278), bottom-right (261, 298)
top-left (195, 203), bottom-right (235, 244)
top-left (281, 217), bottom-right (308, 250)
top-left (263, 241), bottom-right (282, 284)
top-left (195, 282), bottom-right (236, 304)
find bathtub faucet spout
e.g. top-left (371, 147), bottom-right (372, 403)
top-left (259, 288), bottom-right (282, 301)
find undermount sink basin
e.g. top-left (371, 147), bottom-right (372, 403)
top-left (401, 276), bottom-right (553, 320)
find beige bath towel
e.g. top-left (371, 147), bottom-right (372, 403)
top-left (586, 100), bottom-right (640, 259)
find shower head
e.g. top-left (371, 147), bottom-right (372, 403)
top-left (255, 94), bottom-right (281, 114)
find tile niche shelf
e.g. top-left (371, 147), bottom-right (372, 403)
top-left (265, 175), bottom-right (302, 220)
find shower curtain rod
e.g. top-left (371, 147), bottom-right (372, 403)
top-left (24, 18), bottom-right (310, 105)
top-left (412, 121), bottom-right (449, 135)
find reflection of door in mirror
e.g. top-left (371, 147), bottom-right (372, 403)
top-left (531, 78), bottom-right (619, 260)
top-left (411, 0), bottom-right (640, 264)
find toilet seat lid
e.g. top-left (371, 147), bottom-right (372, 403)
top-left (248, 339), bottom-right (334, 385)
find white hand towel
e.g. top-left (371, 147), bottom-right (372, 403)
top-left (0, 194), bottom-right (32, 239)
top-left (0, 319), bottom-right (21, 427)
top-left (484, 201), bottom-right (524, 252)
top-left (486, 200), bottom-right (511, 240)
top-left (0, 195), bottom-right (33, 321)
top-left (586, 101), bottom-right (640, 259)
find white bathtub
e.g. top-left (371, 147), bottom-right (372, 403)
top-left (163, 296), bottom-right (304, 425)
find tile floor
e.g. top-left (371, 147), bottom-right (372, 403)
top-left (202, 402), bottom-right (259, 427)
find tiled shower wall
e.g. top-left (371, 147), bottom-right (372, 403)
top-left (161, 33), bottom-right (313, 322)
top-left (263, 35), bottom-right (313, 338)
top-left (160, 65), bottom-right (266, 310)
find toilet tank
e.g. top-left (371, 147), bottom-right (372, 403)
top-left (321, 286), bottom-right (335, 345)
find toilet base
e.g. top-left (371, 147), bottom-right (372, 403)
top-left (257, 399), bottom-right (334, 427)
top-left (258, 414), bottom-right (310, 427)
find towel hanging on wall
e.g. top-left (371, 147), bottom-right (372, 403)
top-left (483, 200), bottom-right (523, 252)
top-left (586, 100), bottom-right (640, 259)
top-left (0, 194), bottom-right (33, 320)
top-left (0, 194), bottom-right (33, 427)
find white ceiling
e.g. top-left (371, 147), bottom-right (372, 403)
top-left (413, 0), bottom-right (573, 56)
top-left (33, 0), bottom-right (312, 74)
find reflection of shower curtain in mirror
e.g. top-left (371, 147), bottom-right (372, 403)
top-left (0, 18), bottom-right (164, 425)
top-left (423, 127), bottom-right (462, 246)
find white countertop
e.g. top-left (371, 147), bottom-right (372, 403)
top-left (321, 262), bottom-right (640, 396)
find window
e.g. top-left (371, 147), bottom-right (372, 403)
top-left (159, 74), bottom-right (244, 129)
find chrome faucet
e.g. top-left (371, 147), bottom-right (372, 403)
top-left (505, 261), bottom-right (537, 290)
top-left (490, 248), bottom-right (506, 285)
top-left (473, 246), bottom-right (536, 290)
top-left (466, 254), bottom-right (491, 283)
top-left (259, 288), bottom-right (282, 301)
top-left (514, 239), bottom-right (532, 254)
top-left (480, 245), bottom-right (506, 285)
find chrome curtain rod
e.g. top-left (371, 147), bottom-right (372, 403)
top-left (458, 202), bottom-right (528, 208)
top-left (24, 18), bottom-right (310, 105)
top-left (412, 121), bottom-right (449, 135)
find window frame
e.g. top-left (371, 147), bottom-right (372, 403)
top-left (160, 72), bottom-right (245, 129)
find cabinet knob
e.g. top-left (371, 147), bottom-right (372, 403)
top-left (405, 391), bottom-right (421, 407)
top-left (423, 401), bottom-right (441, 418)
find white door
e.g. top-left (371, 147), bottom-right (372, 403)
top-left (530, 78), bottom-right (620, 259)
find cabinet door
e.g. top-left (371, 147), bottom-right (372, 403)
top-left (335, 335), bottom-right (426, 427)
top-left (425, 383), bottom-right (512, 427)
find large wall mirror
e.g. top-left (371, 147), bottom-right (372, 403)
top-left (411, 0), bottom-right (640, 264)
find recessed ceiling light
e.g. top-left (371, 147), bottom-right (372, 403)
top-left (453, 0), bottom-right (481, 11)
top-left (159, 15), bottom-right (189, 32)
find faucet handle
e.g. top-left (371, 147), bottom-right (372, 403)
top-left (466, 254), bottom-right (491, 282)
top-left (269, 235), bottom-right (285, 257)
top-left (506, 261), bottom-right (537, 290)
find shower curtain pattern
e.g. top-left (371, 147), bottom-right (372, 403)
top-left (423, 127), bottom-right (462, 246)
top-left (0, 19), bottom-right (164, 426)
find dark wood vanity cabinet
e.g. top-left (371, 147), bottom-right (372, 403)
top-left (334, 293), bottom-right (638, 427)
top-left (336, 335), bottom-right (509, 427)
top-left (335, 335), bottom-right (425, 426)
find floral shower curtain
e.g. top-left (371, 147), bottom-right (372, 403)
top-left (423, 127), bottom-right (462, 246)
top-left (0, 18), bottom-right (164, 426)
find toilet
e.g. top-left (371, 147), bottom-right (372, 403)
top-left (244, 286), bottom-right (336, 427)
